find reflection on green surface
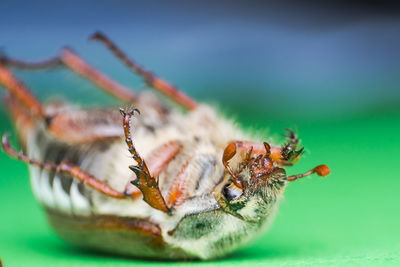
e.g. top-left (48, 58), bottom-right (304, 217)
top-left (0, 93), bottom-right (399, 266)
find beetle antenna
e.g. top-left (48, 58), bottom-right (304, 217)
top-left (287, 164), bottom-right (330, 182)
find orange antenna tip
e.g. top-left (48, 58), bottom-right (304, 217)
top-left (313, 164), bottom-right (330, 177)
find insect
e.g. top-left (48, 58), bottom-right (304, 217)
top-left (0, 32), bottom-right (330, 260)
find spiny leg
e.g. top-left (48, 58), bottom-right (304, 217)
top-left (61, 49), bottom-right (137, 102)
top-left (124, 140), bottom-right (182, 196)
top-left (47, 108), bottom-right (124, 144)
top-left (146, 141), bottom-right (182, 177)
top-left (120, 108), bottom-right (170, 213)
top-left (3, 94), bottom-right (36, 149)
top-left (2, 48), bottom-right (137, 102)
top-left (0, 63), bottom-right (45, 119)
top-left (90, 32), bottom-right (198, 110)
top-left (166, 160), bottom-right (191, 207)
top-left (1, 133), bottom-right (134, 199)
top-left (0, 62), bottom-right (128, 144)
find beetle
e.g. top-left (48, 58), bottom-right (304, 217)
top-left (0, 32), bottom-right (330, 260)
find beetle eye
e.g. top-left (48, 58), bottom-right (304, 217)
top-left (223, 183), bottom-right (243, 201)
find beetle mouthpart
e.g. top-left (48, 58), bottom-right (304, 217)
top-left (287, 164), bottom-right (330, 182)
top-left (223, 182), bottom-right (243, 201)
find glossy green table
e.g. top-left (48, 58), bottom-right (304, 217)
top-left (0, 106), bottom-right (399, 267)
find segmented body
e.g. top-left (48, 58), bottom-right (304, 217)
top-left (24, 93), bottom-right (281, 259)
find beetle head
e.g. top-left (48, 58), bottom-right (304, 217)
top-left (216, 139), bottom-right (329, 222)
top-left (215, 142), bottom-right (287, 222)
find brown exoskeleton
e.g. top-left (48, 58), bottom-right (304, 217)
top-left (0, 32), bottom-right (330, 260)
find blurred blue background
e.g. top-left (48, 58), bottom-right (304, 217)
top-left (1, 0), bottom-right (399, 119)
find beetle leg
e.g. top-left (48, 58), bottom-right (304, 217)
top-left (166, 160), bottom-right (191, 207)
top-left (1, 49), bottom-right (138, 102)
top-left (120, 108), bottom-right (170, 213)
top-left (1, 54), bottom-right (140, 144)
top-left (0, 63), bottom-right (121, 144)
top-left (47, 108), bottom-right (124, 144)
top-left (146, 141), bottom-right (182, 177)
top-left (3, 94), bottom-right (36, 149)
top-left (90, 32), bottom-right (197, 110)
top-left (1, 133), bottom-right (134, 199)
top-left (124, 140), bottom-right (182, 197)
top-left (0, 62), bottom-right (46, 119)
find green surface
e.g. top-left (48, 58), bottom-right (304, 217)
top-left (0, 104), bottom-right (399, 267)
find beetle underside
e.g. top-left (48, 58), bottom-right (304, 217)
top-left (0, 32), bottom-right (329, 260)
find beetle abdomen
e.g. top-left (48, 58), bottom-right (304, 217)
top-left (27, 126), bottom-right (124, 215)
top-left (46, 208), bottom-right (192, 259)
